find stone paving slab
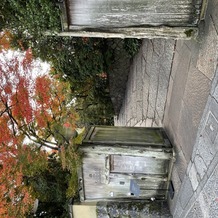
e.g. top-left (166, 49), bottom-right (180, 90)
top-left (173, 91), bottom-right (218, 217)
top-left (114, 39), bottom-right (175, 127)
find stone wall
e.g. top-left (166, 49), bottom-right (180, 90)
top-left (97, 201), bottom-right (172, 218)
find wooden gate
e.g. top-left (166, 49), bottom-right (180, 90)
top-left (79, 126), bottom-right (175, 202)
top-left (59, 0), bottom-right (206, 39)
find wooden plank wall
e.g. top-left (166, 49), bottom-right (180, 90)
top-left (67, 0), bottom-right (202, 28)
top-left (82, 153), bottom-right (169, 200)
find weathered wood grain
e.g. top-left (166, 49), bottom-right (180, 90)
top-left (57, 26), bottom-right (198, 39)
top-left (67, 0), bottom-right (201, 27)
top-left (58, 0), bottom-right (203, 38)
top-left (83, 126), bottom-right (167, 146)
top-left (79, 126), bottom-right (175, 202)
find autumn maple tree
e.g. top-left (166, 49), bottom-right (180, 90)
top-left (0, 48), bottom-right (78, 150)
top-left (0, 145), bottom-right (48, 217)
top-left (0, 48), bottom-right (79, 217)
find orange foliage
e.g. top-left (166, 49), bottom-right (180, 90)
top-left (35, 76), bottom-right (52, 109)
top-left (11, 77), bottom-right (33, 124)
top-left (0, 31), bottom-right (12, 51)
top-left (0, 144), bottom-right (47, 217)
top-left (0, 117), bottom-right (11, 145)
top-left (0, 48), bottom-right (78, 216)
top-left (22, 48), bottom-right (33, 71)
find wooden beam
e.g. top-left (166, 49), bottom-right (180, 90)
top-left (56, 26), bottom-right (198, 39)
top-left (81, 145), bottom-right (173, 159)
top-left (57, 0), bottom-right (68, 31)
top-left (200, 0), bottom-right (209, 20)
